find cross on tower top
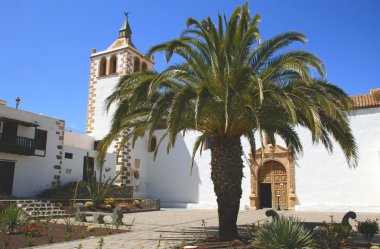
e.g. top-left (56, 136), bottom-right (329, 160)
top-left (118, 12), bottom-right (134, 47)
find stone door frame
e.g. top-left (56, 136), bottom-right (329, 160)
top-left (248, 144), bottom-right (296, 210)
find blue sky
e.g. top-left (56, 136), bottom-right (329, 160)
top-left (0, 1), bottom-right (379, 133)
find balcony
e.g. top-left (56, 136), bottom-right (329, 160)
top-left (0, 133), bottom-right (35, 156)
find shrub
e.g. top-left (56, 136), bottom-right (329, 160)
top-left (253, 216), bottom-right (314, 249)
top-left (84, 201), bottom-right (94, 208)
top-left (65, 231), bottom-right (73, 241)
top-left (132, 200), bottom-right (141, 207)
top-left (20, 222), bottom-right (43, 236)
top-left (77, 212), bottom-right (87, 222)
top-left (87, 225), bottom-right (96, 232)
top-left (21, 222), bottom-right (43, 246)
top-left (105, 204), bottom-right (112, 209)
top-left (0, 227), bottom-right (10, 249)
top-left (104, 198), bottom-right (115, 205)
top-left (42, 215), bottom-right (57, 243)
top-left (79, 232), bottom-right (86, 239)
top-left (63, 216), bottom-right (75, 233)
top-left (314, 223), bottom-right (353, 248)
top-left (357, 218), bottom-right (379, 245)
top-left (0, 205), bottom-right (28, 233)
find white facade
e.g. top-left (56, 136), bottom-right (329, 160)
top-left (294, 107), bottom-right (380, 212)
top-left (137, 107), bottom-right (380, 212)
top-left (61, 131), bottom-right (115, 185)
top-left (0, 103), bottom-right (115, 197)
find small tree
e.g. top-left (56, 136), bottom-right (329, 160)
top-left (357, 219), bottom-right (379, 245)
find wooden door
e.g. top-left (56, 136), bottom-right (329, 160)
top-left (0, 161), bottom-right (15, 195)
top-left (272, 164), bottom-right (288, 209)
top-left (259, 161), bottom-right (288, 209)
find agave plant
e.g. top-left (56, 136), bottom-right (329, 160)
top-left (253, 216), bottom-right (314, 249)
top-left (0, 205), bottom-right (28, 233)
top-left (84, 153), bottom-right (120, 206)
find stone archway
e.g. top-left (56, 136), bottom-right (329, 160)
top-left (249, 144), bottom-right (296, 210)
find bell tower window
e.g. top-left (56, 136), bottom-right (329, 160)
top-left (141, 62), bottom-right (148, 71)
top-left (133, 57), bottom-right (140, 72)
top-left (99, 58), bottom-right (107, 77)
top-left (109, 55), bottom-right (117, 74)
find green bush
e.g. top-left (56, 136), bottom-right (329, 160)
top-left (0, 205), bottom-right (28, 233)
top-left (253, 216), bottom-right (314, 249)
top-left (314, 223), bottom-right (353, 248)
top-left (84, 201), bottom-right (94, 208)
top-left (132, 200), bottom-right (141, 207)
top-left (357, 218), bottom-right (379, 245)
top-left (87, 225), bottom-right (96, 232)
top-left (104, 198), bottom-right (115, 205)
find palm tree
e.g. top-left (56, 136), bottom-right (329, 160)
top-left (98, 3), bottom-right (358, 241)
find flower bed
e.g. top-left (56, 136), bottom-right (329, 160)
top-left (79, 198), bottom-right (159, 213)
top-left (0, 222), bottom-right (125, 249)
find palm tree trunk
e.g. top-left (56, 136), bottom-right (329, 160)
top-left (210, 136), bottom-right (243, 241)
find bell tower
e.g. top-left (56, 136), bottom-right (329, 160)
top-left (86, 13), bottom-right (154, 186)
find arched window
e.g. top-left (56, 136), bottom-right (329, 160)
top-left (148, 136), bottom-right (157, 152)
top-left (133, 57), bottom-right (140, 72)
top-left (99, 57), bottom-right (107, 76)
top-left (204, 137), bottom-right (212, 150)
top-left (109, 55), bottom-right (117, 74)
top-left (141, 62), bottom-right (148, 71)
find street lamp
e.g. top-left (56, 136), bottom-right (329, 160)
top-left (15, 97), bottom-right (20, 109)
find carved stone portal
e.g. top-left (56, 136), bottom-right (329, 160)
top-left (249, 144), bottom-right (296, 210)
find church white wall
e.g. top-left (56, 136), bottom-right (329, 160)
top-left (91, 69), bottom-right (120, 143)
top-left (64, 131), bottom-right (94, 150)
top-left (142, 107), bottom-right (380, 212)
top-left (128, 136), bottom-right (149, 198)
top-left (294, 107), bottom-right (380, 212)
top-left (61, 145), bottom-right (116, 185)
top-left (145, 130), bottom-right (252, 210)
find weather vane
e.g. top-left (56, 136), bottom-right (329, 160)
top-left (124, 12), bottom-right (129, 18)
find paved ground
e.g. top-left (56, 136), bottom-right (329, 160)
top-left (32, 208), bottom-right (380, 249)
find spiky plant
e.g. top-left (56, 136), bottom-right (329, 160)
top-left (0, 205), bottom-right (28, 233)
top-left (253, 216), bottom-right (314, 249)
top-left (84, 153), bottom-right (120, 207)
top-left (97, 3), bottom-right (358, 240)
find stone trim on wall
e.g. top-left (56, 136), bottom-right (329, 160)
top-left (86, 59), bottom-right (97, 134)
top-left (51, 120), bottom-right (65, 188)
top-left (248, 144), bottom-right (296, 210)
top-left (113, 130), bottom-right (133, 186)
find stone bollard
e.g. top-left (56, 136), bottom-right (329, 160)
top-left (74, 203), bottom-right (87, 222)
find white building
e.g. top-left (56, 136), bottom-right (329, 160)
top-left (0, 101), bottom-right (115, 197)
top-left (86, 15), bottom-right (378, 212)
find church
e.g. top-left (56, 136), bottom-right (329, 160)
top-left (86, 15), bottom-right (380, 212)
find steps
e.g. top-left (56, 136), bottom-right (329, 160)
top-left (16, 200), bottom-right (66, 219)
